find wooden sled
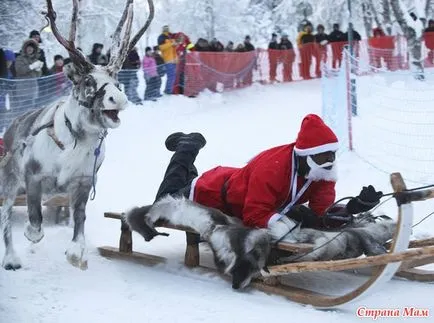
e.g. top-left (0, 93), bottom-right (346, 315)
top-left (98, 173), bottom-right (434, 308)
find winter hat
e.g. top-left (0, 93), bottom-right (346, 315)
top-left (294, 114), bottom-right (339, 156)
top-left (29, 30), bottom-right (40, 37)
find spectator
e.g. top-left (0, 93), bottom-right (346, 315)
top-left (87, 43), bottom-right (108, 66)
top-left (225, 41), bottom-right (234, 52)
top-left (49, 54), bottom-right (67, 97)
top-left (300, 23), bottom-right (316, 79)
top-left (29, 30), bottom-right (49, 75)
top-left (424, 19), bottom-right (434, 65)
top-left (235, 44), bottom-right (245, 52)
top-left (119, 47), bottom-right (142, 104)
top-left (142, 46), bottom-right (161, 101)
top-left (0, 49), bottom-right (16, 133)
top-left (195, 38), bottom-right (211, 52)
top-left (153, 46), bottom-right (166, 79)
top-left (344, 23), bottom-right (362, 58)
top-left (368, 27), bottom-right (395, 70)
top-left (278, 33), bottom-right (295, 82)
top-left (49, 54), bottom-right (64, 74)
top-left (14, 39), bottom-right (43, 110)
top-left (315, 24), bottom-right (329, 77)
top-left (243, 35), bottom-right (255, 51)
top-left (29, 30), bottom-right (51, 106)
top-left (268, 33), bottom-right (279, 82)
top-left (209, 38), bottom-right (224, 52)
top-left (158, 25), bottom-right (178, 94)
top-left (328, 23), bottom-right (346, 69)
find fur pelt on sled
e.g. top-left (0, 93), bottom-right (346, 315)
top-left (280, 213), bottom-right (396, 262)
top-left (124, 195), bottom-right (271, 290)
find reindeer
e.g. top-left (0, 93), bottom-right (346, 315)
top-left (0, 0), bottom-right (154, 271)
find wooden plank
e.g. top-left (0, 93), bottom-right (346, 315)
top-left (395, 268), bottom-right (434, 282)
top-left (0, 194), bottom-right (69, 207)
top-left (266, 246), bottom-right (434, 276)
top-left (0, 195), bottom-right (27, 206)
top-left (42, 195), bottom-right (69, 207)
top-left (98, 246), bottom-right (167, 266)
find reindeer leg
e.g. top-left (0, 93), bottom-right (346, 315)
top-left (24, 179), bottom-right (44, 243)
top-left (65, 178), bottom-right (91, 270)
top-left (1, 175), bottom-right (21, 270)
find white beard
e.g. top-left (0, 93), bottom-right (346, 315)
top-left (305, 156), bottom-right (338, 182)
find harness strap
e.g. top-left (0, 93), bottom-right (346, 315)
top-left (32, 103), bottom-right (66, 151)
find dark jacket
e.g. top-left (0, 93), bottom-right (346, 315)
top-left (328, 30), bottom-right (346, 43)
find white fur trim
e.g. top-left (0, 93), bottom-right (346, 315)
top-left (189, 177), bottom-right (198, 201)
top-left (267, 213), bottom-right (283, 227)
top-left (294, 142), bottom-right (339, 156)
top-left (267, 216), bottom-right (298, 242)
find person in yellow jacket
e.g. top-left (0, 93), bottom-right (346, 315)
top-left (157, 25), bottom-right (178, 94)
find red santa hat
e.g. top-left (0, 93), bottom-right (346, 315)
top-left (294, 114), bottom-right (339, 156)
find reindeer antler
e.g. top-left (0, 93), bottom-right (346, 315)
top-left (106, 0), bottom-right (135, 74)
top-left (128, 0), bottom-right (155, 52)
top-left (106, 0), bottom-right (155, 74)
top-left (69, 0), bottom-right (79, 43)
top-left (44, 0), bottom-right (93, 72)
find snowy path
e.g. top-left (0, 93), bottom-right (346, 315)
top-left (1, 81), bottom-right (433, 322)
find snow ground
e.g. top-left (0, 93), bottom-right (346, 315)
top-left (1, 80), bottom-right (434, 323)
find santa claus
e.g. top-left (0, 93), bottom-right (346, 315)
top-left (151, 114), bottom-right (382, 242)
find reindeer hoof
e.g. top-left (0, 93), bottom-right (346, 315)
top-left (65, 242), bottom-right (88, 270)
top-left (2, 253), bottom-right (22, 270)
top-left (24, 224), bottom-right (44, 243)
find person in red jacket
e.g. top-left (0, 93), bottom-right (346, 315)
top-left (153, 114), bottom-right (382, 242)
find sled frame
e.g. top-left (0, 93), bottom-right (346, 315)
top-left (98, 173), bottom-right (434, 308)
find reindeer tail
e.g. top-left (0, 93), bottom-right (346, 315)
top-left (122, 205), bottom-right (169, 242)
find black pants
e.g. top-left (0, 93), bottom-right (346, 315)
top-left (154, 146), bottom-right (199, 203)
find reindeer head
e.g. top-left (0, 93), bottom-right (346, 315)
top-left (44, 0), bottom-right (154, 130)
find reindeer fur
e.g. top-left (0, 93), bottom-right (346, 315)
top-left (124, 195), bottom-right (271, 290)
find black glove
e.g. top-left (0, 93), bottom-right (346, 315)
top-left (286, 205), bottom-right (319, 228)
top-left (346, 185), bottom-right (383, 214)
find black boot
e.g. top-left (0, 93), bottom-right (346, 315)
top-left (165, 132), bottom-right (207, 152)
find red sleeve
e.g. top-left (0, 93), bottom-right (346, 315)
top-left (242, 167), bottom-right (286, 228)
top-left (308, 181), bottom-right (336, 216)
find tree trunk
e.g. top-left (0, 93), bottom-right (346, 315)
top-left (369, 0), bottom-right (382, 28)
top-left (426, 0), bottom-right (433, 18)
top-left (381, 0), bottom-right (392, 35)
top-left (205, 0), bottom-right (215, 40)
top-left (390, 0), bottom-right (425, 80)
top-left (362, 2), bottom-right (374, 38)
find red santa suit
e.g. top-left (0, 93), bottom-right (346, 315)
top-left (188, 114), bottom-right (339, 229)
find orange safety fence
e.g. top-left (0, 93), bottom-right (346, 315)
top-left (179, 34), bottom-right (434, 96)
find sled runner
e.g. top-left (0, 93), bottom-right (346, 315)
top-left (98, 173), bottom-right (434, 308)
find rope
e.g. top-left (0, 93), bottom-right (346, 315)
top-left (89, 129), bottom-right (108, 201)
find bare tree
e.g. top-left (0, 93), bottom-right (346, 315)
top-left (381, 0), bottom-right (393, 34)
top-left (362, 1), bottom-right (374, 37)
top-left (390, 0), bottom-right (425, 80)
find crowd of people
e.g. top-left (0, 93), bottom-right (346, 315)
top-left (2, 20), bottom-right (434, 111)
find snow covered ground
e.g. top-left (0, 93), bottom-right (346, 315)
top-left (1, 80), bottom-right (434, 322)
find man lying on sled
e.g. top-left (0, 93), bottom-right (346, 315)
top-left (151, 113), bottom-right (383, 243)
